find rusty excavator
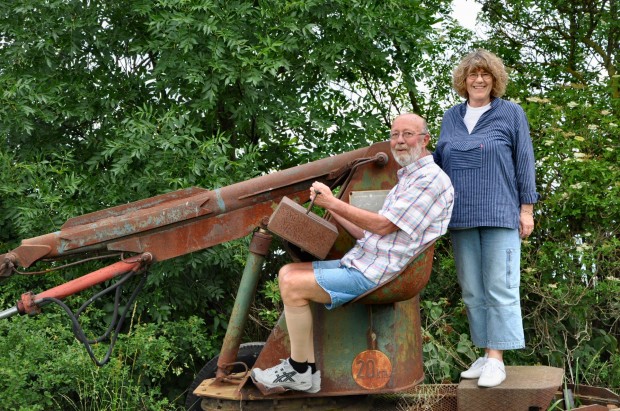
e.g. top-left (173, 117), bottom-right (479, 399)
top-left (0, 141), bottom-right (570, 410)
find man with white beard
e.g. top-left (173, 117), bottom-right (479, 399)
top-left (251, 113), bottom-right (454, 393)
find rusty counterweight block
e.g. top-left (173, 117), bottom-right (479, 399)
top-left (267, 196), bottom-right (338, 260)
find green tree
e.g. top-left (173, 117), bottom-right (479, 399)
top-left (0, 0), bottom-right (467, 407)
top-left (420, 0), bottom-right (620, 391)
top-left (479, 0), bottom-right (620, 389)
top-left (479, 0), bottom-right (619, 103)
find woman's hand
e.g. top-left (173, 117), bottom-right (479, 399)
top-left (519, 210), bottom-right (534, 239)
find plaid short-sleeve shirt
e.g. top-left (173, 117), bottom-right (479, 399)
top-left (340, 155), bottom-right (454, 285)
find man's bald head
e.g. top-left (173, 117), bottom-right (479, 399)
top-left (389, 113), bottom-right (431, 167)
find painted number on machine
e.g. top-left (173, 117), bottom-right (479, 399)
top-left (352, 350), bottom-right (392, 389)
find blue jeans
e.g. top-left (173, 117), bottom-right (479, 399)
top-left (450, 227), bottom-right (525, 350)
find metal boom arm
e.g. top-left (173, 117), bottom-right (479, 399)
top-left (0, 142), bottom-right (391, 277)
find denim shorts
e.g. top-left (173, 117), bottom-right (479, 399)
top-left (313, 260), bottom-right (377, 310)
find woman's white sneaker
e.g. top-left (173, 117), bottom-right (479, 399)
top-left (477, 358), bottom-right (506, 387)
top-left (460, 356), bottom-right (488, 379)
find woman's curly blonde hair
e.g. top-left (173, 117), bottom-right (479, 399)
top-left (452, 49), bottom-right (508, 99)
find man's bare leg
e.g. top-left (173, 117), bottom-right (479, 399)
top-left (250, 262), bottom-right (330, 392)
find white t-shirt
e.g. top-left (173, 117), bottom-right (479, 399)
top-left (464, 102), bottom-right (492, 133)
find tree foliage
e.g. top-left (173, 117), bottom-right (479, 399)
top-left (421, 0), bottom-right (620, 392)
top-left (1, 0), bottom-right (617, 408)
top-left (0, 0), bottom-right (466, 407)
top-left (479, 0), bottom-right (619, 102)
top-left (479, 0), bottom-right (620, 390)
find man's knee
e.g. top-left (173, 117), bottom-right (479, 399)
top-left (278, 267), bottom-right (300, 293)
top-left (278, 265), bottom-right (297, 295)
top-left (278, 263), bottom-right (295, 278)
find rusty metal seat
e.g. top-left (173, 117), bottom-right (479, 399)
top-left (349, 241), bottom-right (435, 305)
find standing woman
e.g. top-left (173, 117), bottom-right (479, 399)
top-left (433, 49), bottom-right (539, 388)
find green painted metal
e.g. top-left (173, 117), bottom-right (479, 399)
top-left (216, 232), bottom-right (271, 378)
top-left (250, 296), bottom-right (425, 398)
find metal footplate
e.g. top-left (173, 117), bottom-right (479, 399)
top-left (250, 377), bottom-right (289, 396)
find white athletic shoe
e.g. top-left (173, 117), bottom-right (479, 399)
top-left (460, 356), bottom-right (488, 379)
top-left (251, 359), bottom-right (312, 392)
top-left (477, 358), bottom-right (506, 388)
top-left (305, 370), bottom-right (321, 393)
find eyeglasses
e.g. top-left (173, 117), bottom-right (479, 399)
top-left (390, 131), bottom-right (427, 140)
top-left (468, 72), bottom-right (492, 80)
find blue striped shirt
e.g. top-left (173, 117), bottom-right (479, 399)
top-left (433, 98), bottom-right (539, 229)
top-left (340, 155), bottom-right (454, 284)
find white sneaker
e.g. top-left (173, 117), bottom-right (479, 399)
top-left (305, 370), bottom-right (321, 393)
top-left (460, 356), bottom-right (487, 379)
top-left (251, 359), bottom-right (312, 392)
top-left (477, 358), bottom-right (506, 387)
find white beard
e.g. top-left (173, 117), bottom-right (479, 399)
top-left (392, 145), bottom-right (424, 167)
